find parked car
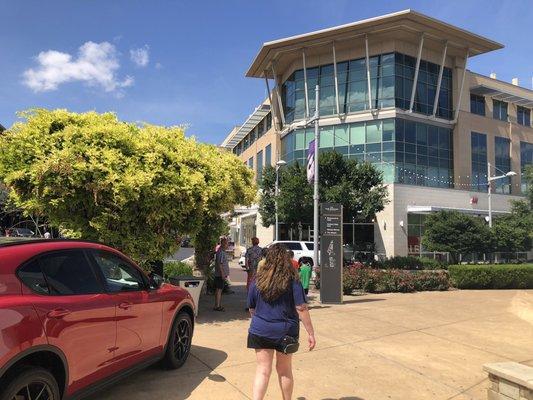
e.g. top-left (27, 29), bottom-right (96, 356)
top-left (6, 227), bottom-right (35, 237)
top-left (239, 254), bottom-right (246, 269)
top-left (267, 240), bottom-right (318, 266)
top-left (0, 239), bottom-right (195, 400)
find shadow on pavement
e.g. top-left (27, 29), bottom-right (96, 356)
top-left (85, 345), bottom-right (228, 400)
top-left (196, 282), bottom-right (252, 324)
top-left (342, 298), bottom-right (385, 305)
top-left (298, 397), bottom-right (364, 400)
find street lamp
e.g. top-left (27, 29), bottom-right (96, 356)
top-left (287, 86), bottom-right (321, 265)
top-left (487, 162), bottom-right (517, 227)
top-left (275, 159), bottom-right (287, 241)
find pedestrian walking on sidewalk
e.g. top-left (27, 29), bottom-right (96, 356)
top-left (245, 237), bottom-right (262, 292)
top-left (214, 237), bottom-right (229, 311)
top-left (298, 258), bottom-right (312, 295)
top-left (247, 243), bottom-right (316, 400)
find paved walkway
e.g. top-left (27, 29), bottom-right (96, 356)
top-left (91, 264), bottom-right (533, 400)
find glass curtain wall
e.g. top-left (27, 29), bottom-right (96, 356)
top-left (494, 137), bottom-right (511, 194)
top-left (280, 118), bottom-right (453, 188)
top-left (282, 52), bottom-right (453, 124)
top-left (521, 141), bottom-right (533, 193)
top-left (471, 132), bottom-right (487, 191)
top-left (256, 150), bottom-right (263, 183)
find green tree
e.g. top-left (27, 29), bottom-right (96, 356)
top-left (0, 109), bottom-right (255, 266)
top-left (421, 211), bottom-right (493, 263)
top-left (258, 152), bottom-right (389, 231)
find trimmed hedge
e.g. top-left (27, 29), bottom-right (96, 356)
top-left (343, 263), bottom-right (450, 294)
top-left (448, 264), bottom-right (533, 289)
top-left (373, 256), bottom-right (447, 270)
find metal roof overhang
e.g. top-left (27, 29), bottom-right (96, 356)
top-left (470, 85), bottom-right (533, 108)
top-left (222, 104), bottom-right (270, 149)
top-left (247, 9), bottom-right (503, 78)
top-left (407, 205), bottom-right (510, 215)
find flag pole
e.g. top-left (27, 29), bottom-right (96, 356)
top-left (313, 85), bottom-right (320, 270)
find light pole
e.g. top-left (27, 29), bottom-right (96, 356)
top-left (487, 161), bottom-right (516, 228)
top-left (275, 159), bottom-right (287, 241)
top-left (289, 85), bottom-right (320, 264)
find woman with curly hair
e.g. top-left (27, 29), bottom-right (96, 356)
top-left (247, 243), bottom-right (316, 400)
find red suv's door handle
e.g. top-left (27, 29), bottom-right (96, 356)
top-left (47, 309), bottom-right (71, 319)
top-left (118, 302), bottom-right (133, 310)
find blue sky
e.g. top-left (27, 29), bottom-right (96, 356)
top-left (1, 0), bottom-right (531, 144)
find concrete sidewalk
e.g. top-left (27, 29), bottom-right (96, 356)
top-left (91, 265), bottom-right (533, 400)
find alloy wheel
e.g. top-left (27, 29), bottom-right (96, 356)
top-left (173, 319), bottom-right (191, 361)
top-left (12, 381), bottom-right (53, 400)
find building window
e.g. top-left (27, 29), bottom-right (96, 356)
top-left (256, 150), bottom-right (263, 183)
top-left (407, 213), bottom-right (426, 256)
top-left (470, 94), bottom-right (485, 116)
top-left (494, 137), bottom-right (511, 194)
top-left (395, 53), bottom-right (453, 119)
top-left (471, 132), bottom-right (487, 192)
top-left (265, 144), bottom-right (272, 167)
top-left (247, 157), bottom-right (254, 170)
top-left (517, 106), bottom-right (531, 127)
top-left (266, 113), bottom-right (272, 130)
top-left (493, 99), bottom-right (508, 121)
top-left (281, 52), bottom-right (443, 123)
top-left (521, 141), bottom-right (533, 193)
top-left (280, 118), bottom-right (453, 188)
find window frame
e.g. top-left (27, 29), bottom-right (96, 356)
top-left (87, 249), bottom-right (149, 293)
top-left (16, 249), bottom-right (105, 296)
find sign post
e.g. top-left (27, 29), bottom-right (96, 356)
top-left (319, 203), bottom-right (343, 304)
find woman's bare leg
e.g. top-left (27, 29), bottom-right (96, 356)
top-left (275, 352), bottom-right (294, 400)
top-left (253, 349), bottom-right (274, 400)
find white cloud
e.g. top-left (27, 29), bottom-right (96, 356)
top-left (23, 41), bottom-right (133, 93)
top-left (130, 45), bottom-right (150, 67)
top-left (155, 62), bottom-right (163, 69)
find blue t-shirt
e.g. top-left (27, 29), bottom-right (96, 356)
top-left (247, 280), bottom-right (307, 341)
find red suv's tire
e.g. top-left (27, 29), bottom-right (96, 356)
top-left (163, 312), bottom-right (192, 369)
top-left (0, 367), bottom-right (60, 400)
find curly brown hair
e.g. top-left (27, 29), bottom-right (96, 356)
top-left (255, 243), bottom-right (298, 302)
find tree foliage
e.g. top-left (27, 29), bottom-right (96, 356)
top-left (421, 211), bottom-right (493, 263)
top-left (0, 109), bottom-right (255, 263)
top-left (258, 151), bottom-right (389, 229)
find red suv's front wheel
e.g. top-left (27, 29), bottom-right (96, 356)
top-left (163, 312), bottom-right (192, 369)
top-left (1, 367), bottom-right (60, 400)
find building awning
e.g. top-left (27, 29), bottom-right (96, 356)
top-left (470, 84), bottom-right (533, 108)
top-left (247, 9), bottom-right (503, 78)
top-left (221, 104), bottom-right (270, 149)
top-left (407, 205), bottom-right (510, 216)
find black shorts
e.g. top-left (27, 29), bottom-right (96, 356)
top-left (247, 333), bottom-right (299, 352)
top-left (214, 276), bottom-right (225, 290)
top-left (247, 333), bottom-right (281, 351)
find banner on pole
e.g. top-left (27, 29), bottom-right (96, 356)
top-left (307, 139), bottom-right (315, 184)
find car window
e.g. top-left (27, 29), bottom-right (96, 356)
top-left (38, 250), bottom-right (102, 295)
top-left (281, 242), bottom-right (302, 251)
top-left (91, 251), bottom-right (145, 293)
top-left (18, 259), bottom-right (50, 295)
top-left (305, 242), bottom-right (314, 250)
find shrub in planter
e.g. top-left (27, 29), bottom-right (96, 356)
top-left (448, 264), bottom-right (533, 289)
top-left (163, 261), bottom-right (193, 279)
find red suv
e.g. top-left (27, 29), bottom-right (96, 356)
top-left (0, 240), bottom-right (195, 400)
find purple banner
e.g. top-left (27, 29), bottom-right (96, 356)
top-left (307, 139), bottom-right (315, 184)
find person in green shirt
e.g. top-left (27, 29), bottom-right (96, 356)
top-left (298, 258), bottom-right (312, 295)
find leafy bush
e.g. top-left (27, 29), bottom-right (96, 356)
top-left (373, 256), bottom-right (447, 270)
top-left (163, 261), bottom-right (193, 279)
top-left (448, 264), bottom-right (533, 289)
top-left (342, 264), bottom-right (450, 294)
